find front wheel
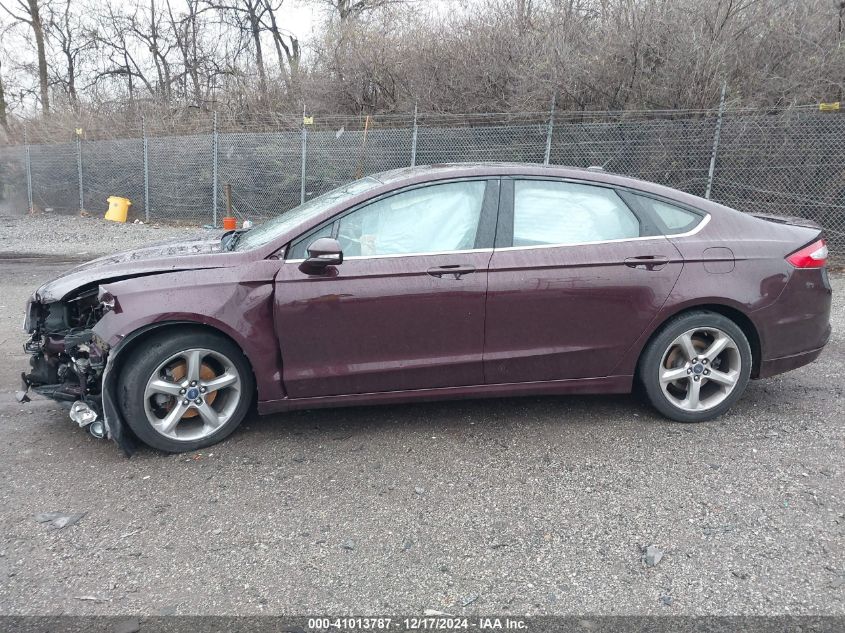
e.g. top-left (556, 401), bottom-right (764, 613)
top-left (639, 311), bottom-right (752, 422)
top-left (118, 329), bottom-right (254, 452)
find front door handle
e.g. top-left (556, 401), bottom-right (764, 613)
top-left (427, 264), bottom-right (476, 279)
top-left (624, 255), bottom-right (669, 271)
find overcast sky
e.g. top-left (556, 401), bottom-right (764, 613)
top-left (0, 0), bottom-right (323, 52)
top-left (0, 2), bottom-right (458, 60)
top-left (0, 0), bottom-right (462, 113)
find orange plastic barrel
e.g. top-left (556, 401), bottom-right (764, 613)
top-left (222, 217), bottom-right (237, 230)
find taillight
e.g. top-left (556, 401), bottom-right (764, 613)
top-left (786, 239), bottom-right (828, 269)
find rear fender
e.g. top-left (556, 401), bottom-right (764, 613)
top-left (610, 253), bottom-right (782, 377)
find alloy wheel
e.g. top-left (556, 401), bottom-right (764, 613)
top-left (143, 348), bottom-right (243, 441)
top-left (658, 327), bottom-right (742, 412)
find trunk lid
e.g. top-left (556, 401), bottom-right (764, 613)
top-left (750, 213), bottom-right (822, 231)
top-left (748, 213), bottom-right (824, 255)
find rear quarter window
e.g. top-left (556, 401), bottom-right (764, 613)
top-left (631, 194), bottom-right (704, 235)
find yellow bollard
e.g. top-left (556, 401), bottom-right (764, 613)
top-left (104, 196), bottom-right (131, 223)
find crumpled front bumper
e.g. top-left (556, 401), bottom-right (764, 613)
top-left (100, 351), bottom-right (139, 456)
top-left (20, 293), bottom-right (138, 456)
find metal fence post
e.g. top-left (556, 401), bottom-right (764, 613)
top-left (142, 117), bottom-right (150, 222)
top-left (24, 125), bottom-right (33, 213)
top-left (76, 128), bottom-right (84, 212)
top-left (544, 94), bottom-right (556, 165)
top-left (705, 81), bottom-right (727, 199)
top-left (300, 107), bottom-right (307, 204)
top-left (212, 112), bottom-right (219, 227)
top-left (410, 103), bottom-right (418, 167)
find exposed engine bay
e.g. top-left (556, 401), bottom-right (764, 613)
top-left (20, 286), bottom-right (112, 438)
top-left (15, 233), bottom-right (246, 455)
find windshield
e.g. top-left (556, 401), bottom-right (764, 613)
top-left (233, 177), bottom-right (382, 251)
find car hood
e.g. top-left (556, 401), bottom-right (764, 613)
top-left (35, 235), bottom-right (233, 302)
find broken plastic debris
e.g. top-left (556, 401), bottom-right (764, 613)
top-left (643, 544), bottom-right (664, 567)
top-left (34, 511), bottom-right (87, 529)
top-left (16, 373), bottom-right (30, 403)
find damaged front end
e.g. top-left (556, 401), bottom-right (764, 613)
top-left (20, 286), bottom-right (112, 439)
top-left (16, 234), bottom-right (237, 455)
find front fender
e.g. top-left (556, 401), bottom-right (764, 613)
top-left (92, 261), bottom-right (284, 454)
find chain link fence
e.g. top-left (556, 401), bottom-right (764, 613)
top-left (1, 107), bottom-right (844, 253)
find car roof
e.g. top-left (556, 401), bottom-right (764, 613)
top-left (371, 162), bottom-right (608, 183)
top-left (371, 162), bottom-right (662, 193)
top-left (369, 162), bottom-right (723, 214)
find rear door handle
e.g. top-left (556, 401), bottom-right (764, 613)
top-left (624, 255), bottom-right (669, 271)
top-left (427, 264), bottom-right (476, 279)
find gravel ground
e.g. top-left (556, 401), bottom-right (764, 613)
top-left (0, 216), bottom-right (843, 616)
top-left (0, 212), bottom-right (210, 257)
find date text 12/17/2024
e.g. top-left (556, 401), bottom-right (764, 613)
top-left (306, 618), bottom-right (528, 631)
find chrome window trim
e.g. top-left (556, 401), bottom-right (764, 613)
top-left (284, 213), bottom-right (709, 263)
top-left (496, 212), bottom-right (711, 252)
top-left (286, 247), bottom-right (495, 264)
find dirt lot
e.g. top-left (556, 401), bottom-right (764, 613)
top-left (0, 215), bottom-right (843, 616)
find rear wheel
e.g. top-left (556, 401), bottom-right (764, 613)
top-left (639, 311), bottom-right (751, 422)
top-left (119, 329), bottom-right (254, 452)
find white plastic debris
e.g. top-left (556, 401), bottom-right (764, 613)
top-left (34, 511), bottom-right (87, 529)
top-left (643, 544), bottom-right (664, 567)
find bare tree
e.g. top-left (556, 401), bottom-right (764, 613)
top-left (312, 0), bottom-right (410, 22)
top-left (46, 0), bottom-right (94, 109)
top-left (0, 0), bottom-right (51, 113)
top-left (90, 1), bottom-right (156, 105)
top-left (166, 0), bottom-right (204, 105)
top-left (205, 0), bottom-right (271, 101)
top-left (258, 0), bottom-right (300, 96)
top-left (0, 57), bottom-right (10, 132)
top-left (127, 0), bottom-right (176, 102)
top-left (1, 0), bottom-right (845, 134)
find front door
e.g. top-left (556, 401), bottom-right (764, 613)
top-left (274, 179), bottom-right (499, 399)
top-left (484, 178), bottom-right (684, 383)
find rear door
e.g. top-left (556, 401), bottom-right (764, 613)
top-left (483, 178), bottom-right (684, 383)
top-left (275, 178), bottom-right (499, 398)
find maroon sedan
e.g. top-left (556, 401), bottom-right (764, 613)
top-left (20, 164), bottom-right (832, 454)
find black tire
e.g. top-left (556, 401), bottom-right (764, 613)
top-left (118, 328), bottom-right (254, 452)
top-left (638, 310), bottom-right (752, 422)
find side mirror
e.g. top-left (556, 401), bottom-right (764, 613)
top-left (299, 237), bottom-right (343, 274)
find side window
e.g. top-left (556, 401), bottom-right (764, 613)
top-left (632, 194), bottom-right (703, 235)
top-left (289, 223), bottom-right (334, 259)
top-left (336, 181), bottom-right (486, 256)
top-left (512, 180), bottom-right (640, 247)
